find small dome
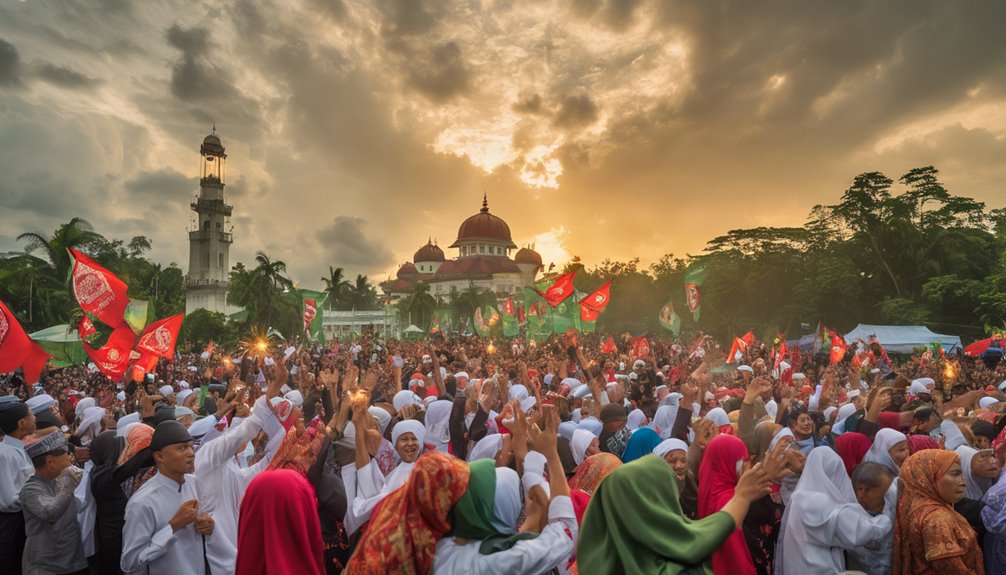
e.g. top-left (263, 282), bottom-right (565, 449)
top-left (203, 134), bottom-right (221, 147)
top-left (414, 240), bottom-right (445, 263)
top-left (449, 195), bottom-right (516, 248)
top-left (514, 247), bottom-right (542, 266)
top-left (200, 131), bottom-right (226, 158)
top-left (396, 262), bottom-right (418, 278)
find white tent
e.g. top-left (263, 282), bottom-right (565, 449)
top-left (404, 325), bottom-right (424, 333)
top-left (843, 324), bottom-right (962, 354)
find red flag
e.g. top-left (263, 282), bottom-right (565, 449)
top-left (516, 304), bottom-right (526, 326)
top-left (78, 315), bottom-right (97, 341)
top-left (630, 335), bottom-right (650, 360)
top-left (303, 298), bottom-right (317, 333)
top-left (726, 331), bottom-right (754, 363)
top-left (0, 300), bottom-right (51, 384)
top-left (84, 323), bottom-right (136, 379)
top-left (600, 335), bottom-right (617, 355)
top-left (206, 340), bottom-right (215, 355)
top-left (131, 352), bottom-right (159, 382)
top-left (68, 248), bottom-right (129, 328)
top-left (579, 280), bottom-right (612, 322)
top-left (774, 339), bottom-right (789, 372)
top-left (827, 329), bottom-right (847, 365)
top-left (136, 314), bottom-right (184, 359)
top-left (537, 271), bottom-right (576, 306)
top-left (502, 297), bottom-right (515, 317)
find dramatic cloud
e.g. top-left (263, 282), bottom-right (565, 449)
top-left (0, 0), bottom-right (1003, 292)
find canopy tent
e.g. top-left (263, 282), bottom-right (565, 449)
top-left (29, 324), bottom-right (87, 367)
top-left (843, 324), bottom-right (962, 354)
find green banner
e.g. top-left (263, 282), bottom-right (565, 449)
top-left (124, 299), bottom-right (149, 334)
top-left (659, 302), bottom-right (682, 335)
top-left (300, 289), bottom-right (329, 344)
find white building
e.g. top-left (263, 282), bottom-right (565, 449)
top-left (185, 129), bottom-right (234, 315)
top-left (382, 195), bottom-right (543, 302)
top-left (323, 309), bottom-right (400, 340)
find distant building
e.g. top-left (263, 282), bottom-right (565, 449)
top-left (185, 129), bottom-right (234, 315)
top-left (322, 308), bottom-right (400, 340)
top-left (382, 194), bottom-right (542, 303)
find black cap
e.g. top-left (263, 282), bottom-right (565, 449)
top-left (149, 420), bottom-right (192, 452)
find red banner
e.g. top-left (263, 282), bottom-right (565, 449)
top-left (579, 279), bottom-right (612, 322)
top-left (69, 248), bottom-right (128, 328)
top-left (136, 314), bottom-right (184, 359)
top-left (537, 271), bottom-right (577, 307)
top-left (84, 323), bottom-right (136, 379)
top-left (0, 300), bottom-right (51, 384)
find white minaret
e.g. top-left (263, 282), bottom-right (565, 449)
top-left (185, 128), bottom-right (233, 315)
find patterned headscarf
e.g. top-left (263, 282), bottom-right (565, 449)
top-left (569, 452), bottom-right (622, 495)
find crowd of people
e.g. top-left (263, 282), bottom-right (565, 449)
top-left (2, 329), bottom-right (1006, 575)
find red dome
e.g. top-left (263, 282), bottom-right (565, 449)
top-left (514, 247), bottom-right (542, 266)
top-left (396, 262), bottom-right (418, 278)
top-left (414, 241), bottom-right (445, 262)
top-left (449, 196), bottom-right (516, 248)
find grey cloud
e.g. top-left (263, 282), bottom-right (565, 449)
top-left (513, 93), bottom-right (544, 114)
top-left (316, 216), bottom-right (395, 270)
top-left (34, 62), bottom-right (101, 89)
top-left (0, 38), bottom-right (23, 87)
top-left (407, 41), bottom-right (470, 103)
top-left (377, 0), bottom-right (442, 38)
top-left (124, 168), bottom-right (195, 199)
top-left (571, 0), bottom-right (645, 31)
top-left (553, 94), bottom-right (598, 129)
top-left (166, 24), bottom-right (236, 101)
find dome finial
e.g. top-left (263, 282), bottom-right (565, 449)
top-left (481, 190), bottom-right (489, 213)
top-left (212, 122), bottom-right (216, 135)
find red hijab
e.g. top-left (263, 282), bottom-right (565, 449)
top-left (835, 432), bottom-right (873, 476)
top-left (236, 470), bottom-right (325, 575)
top-left (697, 434), bottom-right (755, 575)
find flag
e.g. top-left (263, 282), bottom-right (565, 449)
top-left (537, 271), bottom-right (576, 307)
top-left (131, 352), bottom-right (159, 383)
top-left (78, 315), bottom-right (97, 342)
top-left (601, 335), bottom-right (617, 355)
top-left (0, 300), bottom-right (51, 384)
top-left (429, 316), bottom-right (440, 335)
top-left (502, 298), bottom-right (515, 318)
top-left (774, 339), bottom-right (789, 372)
top-left (516, 303), bottom-right (526, 326)
top-left (123, 299), bottom-right (149, 334)
top-left (630, 336), bottom-right (650, 360)
top-left (473, 307), bottom-right (490, 337)
top-left (683, 263), bottom-right (707, 321)
top-left (501, 298), bottom-right (518, 338)
top-left (136, 314), bottom-right (184, 359)
top-left (84, 323), bottom-right (136, 379)
top-left (300, 290), bottom-right (328, 344)
top-left (827, 328), bottom-right (847, 365)
top-left (579, 280), bottom-right (612, 322)
top-left (658, 302), bottom-right (682, 335)
top-left (68, 248), bottom-right (129, 328)
top-left (726, 332), bottom-right (754, 363)
top-left (813, 322), bottom-right (831, 354)
top-left (484, 305), bottom-right (501, 328)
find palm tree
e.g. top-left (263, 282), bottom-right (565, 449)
top-left (321, 266), bottom-right (349, 310)
top-left (15, 217), bottom-right (105, 287)
top-left (254, 252), bottom-right (293, 291)
top-left (398, 281), bottom-right (436, 328)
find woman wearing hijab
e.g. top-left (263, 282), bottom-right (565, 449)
top-left (863, 428), bottom-right (910, 475)
top-left (424, 399), bottom-right (453, 453)
top-left (88, 430), bottom-right (126, 575)
top-left (569, 428), bottom-right (600, 468)
top-left (894, 449), bottom-right (984, 575)
top-left (467, 433), bottom-right (514, 467)
top-left (621, 427), bottom-right (662, 464)
top-left (236, 469), bottom-right (325, 575)
top-left (345, 452), bottom-right (470, 574)
top-left (579, 454), bottom-right (772, 574)
top-left (953, 445), bottom-right (999, 548)
top-left (117, 423), bottom-right (157, 497)
top-left (351, 417), bottom-right (426, 534)
top-left (653, 438), bottom-right (698, 519)
top-left (698, 434), bottom-right (758, 575)
top-left (836, 432), bottom-right (873, 476)
top-left (981, 469), bottom-right (1006, 574)
top-left (778, 448), bottom-right (892, 574)
top-left (650, 404), bottom-right (678, 440)
top-left (704, 407), bottom-right (734, 435)
top-left (568, 453), bottom-right (622, 496)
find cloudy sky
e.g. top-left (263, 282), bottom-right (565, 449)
top-left (2, 0), bottom-right (1005, 289)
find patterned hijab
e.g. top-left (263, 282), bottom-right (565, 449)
top-left (569, 452), bottom-right (622, 495)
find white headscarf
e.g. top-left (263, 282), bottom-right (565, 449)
top-left (74, 397), bottom-right (96, 420)
top-left (577, 418), bottom-right (603, 437)
top-left (76, 406), bottom-right (105, 441)
top-left (651, 405), bottom-right (678, 440)
top-left (392, 390), bottom-right (422, 412)
top-left (115, 412), bottom-right (140, 437)
top-left (571, 429), bottom-right (595, 466)
top-left (558, 421), bottom-right (578, 441)
top-left (956, 445), bottom-right (996, 500)
top-left (863, 428), bottom-right (907, 475)
top-left (779, 447), bottom-right (891, 574)
top-left (468, 434), bottom-right (504, 462)
top-left (831, 403), bottom-right (859, 435)
top-left (490, 467), bottom-right (522, 535)
top-left (424, 400), bottom-right (453, 451)
top-left (367, 406), bottom-right (392, 435)
top-left (626, 409), bottom-right (647, 431)
top-left (653, 438), bottom-right (688, 459)
top-left (704, 407), bottom-right (729, 427)
top-left (391, 419), bottom-right (426, 447)
top-left (659, 392), bottom-right (682, 408)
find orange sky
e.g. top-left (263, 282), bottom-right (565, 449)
top-left (1, 1), bottom-right (1005, 290)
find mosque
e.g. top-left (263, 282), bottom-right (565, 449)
top-left (382, 195), bottom-right (543, 303)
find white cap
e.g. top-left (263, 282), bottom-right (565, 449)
top-left (847, 389), bottom-right (861, 399)
top-left (632, 359), bottom-right (646, 369)
top-left (737, 365), bottom-right (754, 373)
top-left (791, 373), bottom-right (806, 381)
top-left (159, 385), bottom-right (174, 396)
top-left (979, 397), bottom-right (1000, 410)
top-left (177, 389), bottom-right (194, 403)
top-left (284, 390), bottom-right (304, 408)
top-left (628, 372), bottom-right (638, 381)
top-left (571, 385), bottom-right (593, 399)
top-left (116, 391), bottom-right (126, 402)
top-left (178, 380), bottom-right (190, 389)
top-left (26, 394), bottom-right (56, 414)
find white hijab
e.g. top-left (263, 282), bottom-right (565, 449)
top-left (704, 407), bottom-right (730, 428)
top-left (571, 429), bottom-right (595, 466)
top-left (468, 434), bottom-right (504, 462)
top-left (626, 409), bottom-right (647, 431)
top-left (956, 445), bottom-right (997, 500)
top-left (423, 400), bottom-right (453, 452)
top-left (863, 428), bottom-right (907, 475)
top-left (653, 438), bottom-right (688, 459)
top-left (650, 405), bottom-right (678, 440)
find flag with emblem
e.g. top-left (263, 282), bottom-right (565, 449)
top-left (537, 271), bottom-right (577, 307)
top-left (78, 315), bottom-right (98, 342)
top-left (429, 316), bottom-right (440, 335)
top-left (123, 299), bottom-right (149, 334)
top-left (579, 280), bottom-right (612, 322)
top-left (300, 290), bottom-right (328, 344)
top-left (136, 313), bottom-right (184, 359)
top-left (83, 322), bottom-right (136, 380)
top-left (658, 302), bottom-right (682, 335)
top-left (501, 298), bottom-right (519, 338)
top-left (68, 248), bottom-right (129, 328)
top-left (473, 307), bottom-right (490, 337)
top-left (827, 328), bottom-right (848, 365)
top-left (0, 299), bottom-right (51, 384)
top-left (683, 263), bottom-right (707, 322)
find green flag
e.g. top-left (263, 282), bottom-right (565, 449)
top-left (659, 302), bottom-right (682, 335)
top-left (300, 289), bottom-right (329, 344)
top-left (124, 299), bottom-right (149, 334)
top-left (684, 263), bottom-right (707, 322)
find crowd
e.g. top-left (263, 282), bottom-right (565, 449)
top-left (2, 330), bottom-right (1006, 575)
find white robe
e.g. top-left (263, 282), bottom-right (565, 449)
top-left (0, 435), bottom-right (33, 512)
top-left (120, 472), bottom-right (207, 575)
top-left (431, 495), bottom-right (577, 574)
top-left (348, 459), bottom-right (414, 536)
top-left (194, 397), bottom-right (285, 575)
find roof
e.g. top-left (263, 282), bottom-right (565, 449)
top-left (396, 262), bottom-right (419, 278)
top-left (514, 247), bottom-right (542, 266)
top-left (414, 240), bottom-right (445, 262)
top-left (432, 256), bottom-right (522, 280)
top-left (448, 195), bottom-right (516, 248)
top-left (385, 278), bottom-right (415, 293)
top-left (843, 324), bottom-right (962, 354)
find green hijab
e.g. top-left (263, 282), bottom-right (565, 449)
top-left (578, 455), bottom-right (736, 574)
top-left (450, 459), bottom-right (538, 554)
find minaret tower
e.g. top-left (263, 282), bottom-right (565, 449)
top-left (185, 127), bottom-right (233, 315)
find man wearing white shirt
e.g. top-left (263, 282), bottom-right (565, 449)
top-left (194, 395), bottom-right (285, 574)
top-left (121, 420), bottom-right (214, 575)
top-left (0, 396), bottom-right (36, 575)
